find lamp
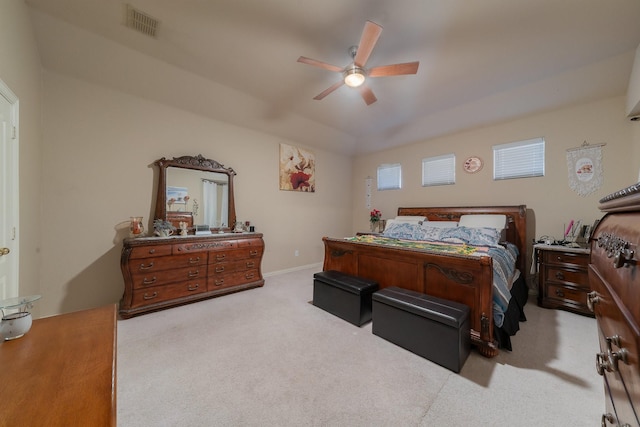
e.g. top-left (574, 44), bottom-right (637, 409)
top-left (344, 66), bottom-right (365, 88)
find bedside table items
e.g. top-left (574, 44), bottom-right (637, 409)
top-left (370, 209), bottom-right (382, 232)
top-left (0, 295), bottom-right (41, 340)
top-left (129, 216), bottom-right (145, 237)
top-left (153, 219), bottom-right (176, 237)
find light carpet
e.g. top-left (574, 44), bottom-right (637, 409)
top-left (117, 266), bottom-right (603, 426)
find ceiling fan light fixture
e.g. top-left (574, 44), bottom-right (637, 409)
top-left (344, 66), bottom-right (366, 88)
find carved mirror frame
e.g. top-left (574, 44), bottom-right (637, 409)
top-left (154, 154), bottom-right (236, 232)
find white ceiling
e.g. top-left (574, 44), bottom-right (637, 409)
top-left (25, 0), bottom-right (640, 156)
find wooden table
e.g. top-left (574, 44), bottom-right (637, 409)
top-left (0, 304), bottom-right (117, 426)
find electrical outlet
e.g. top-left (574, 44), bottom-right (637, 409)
top-left (294, 249), bottom-right (299, 257)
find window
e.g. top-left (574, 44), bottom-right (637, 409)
top-left (493, 137), bottom-right (545, 180)
top-left (377, 163), bottom-right (402, 190)
top-left (422, 154), bottom-right (455, 186)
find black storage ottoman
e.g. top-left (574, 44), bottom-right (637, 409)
top-left (313, 270), bottom-right (379, 326)
top-left (372, 286), bottom-right (471, 373)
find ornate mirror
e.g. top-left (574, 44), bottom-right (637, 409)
top-left (154, 154), bottom-right (236, 232)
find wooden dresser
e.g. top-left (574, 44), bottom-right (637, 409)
top-left (535, 244), bottom-right (592, 316)
top-left (588, 183), bottom-right (640, 427)
top-left (0, 304), bottom-right (117, 426)
top-left (120, 233), bottom-right (264, 318)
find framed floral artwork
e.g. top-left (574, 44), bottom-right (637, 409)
top-left (279, 143), bottom-right (315, 192)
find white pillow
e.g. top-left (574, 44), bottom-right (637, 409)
top-left (422, 221), bottom-right (458, 229)
top-left (458, 214), bottom-right (507, 231)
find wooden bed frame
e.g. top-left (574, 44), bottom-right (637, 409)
top-left (322, 205), bottom-right (527, 357)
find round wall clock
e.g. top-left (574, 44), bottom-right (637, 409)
top-left (463, 156), bottom-right (483, 173)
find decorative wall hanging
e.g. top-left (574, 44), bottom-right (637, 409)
top-left (463, 156), bottom-right (483, 174)
top-left (566, 141), bottom-right (605, 196)
top-left (279, 143), bottom-right (316, 192)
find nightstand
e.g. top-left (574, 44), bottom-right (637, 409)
top-left (534, 243), bottom-right (593, 317)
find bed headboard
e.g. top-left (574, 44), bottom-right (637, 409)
top-left (397, 205), bottom-right (527, 274)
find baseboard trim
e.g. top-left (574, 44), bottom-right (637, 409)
top-left (264, 263), bottom-right (322, 278)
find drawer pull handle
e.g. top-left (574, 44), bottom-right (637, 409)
top-left (216, 254), bottom-right (226, 261)
top-left (555, 271), bottom-right (564, 280)
top-left (215, 266), bottom-right (225, 273)
top-left (143, 277), bottom-right (157, 285)
top-left (187, 284), bottom-right (199, 291)
top-left (246, 262), bottom-right (255, 268)
top-left (595, 335), bottom-right (629, 375)
top-left (139, 262), bottom-right (154, 270)
top-left (601, 413), bottom-right (614, 426)
top-left (189, 257), bottom-right (200, 264)
top-left (587, 291), bottom-right (600, 312)
top-left (249, 250), bottom-right (258, 256)
top-left (188, 270), bottom-right (200, 278)
top-left (555, 289), bottom-right (564, 298)
top-left (143, 292), bottom-right (158, 300)
top-left (214, 279), bottom-right (224, 286)
top-left (148, 249), bottom-right (156, 254)
top-left (556, 256), bottom-right (562, 261)
top-left (245, 272), bottom-right (255, 280)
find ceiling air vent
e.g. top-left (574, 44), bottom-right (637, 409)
top-left (125, 5), bottom-right (159, 38)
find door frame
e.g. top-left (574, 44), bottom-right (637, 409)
top-left (0, 78), bottom-right (19, 299)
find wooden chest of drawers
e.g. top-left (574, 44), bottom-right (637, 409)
top-left (588, 184), bottom-right (640, 427)
top-left (120, 233), bottom-right (264, 318)
top-left (535, 244), bottom-right (592, 316)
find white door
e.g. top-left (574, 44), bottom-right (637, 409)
top-left (0, 79), bottom-right (19, 300)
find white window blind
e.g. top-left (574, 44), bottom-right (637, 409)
top-left (422, 154), bottom-right (455, 186)
top-left (377, 163), bottom-right (402, 190)
top-left (493, 137), bottom-right (545, 180)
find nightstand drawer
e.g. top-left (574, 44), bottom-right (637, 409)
top-left (545, 284), bottom-right (590, 307)
top-left (542, 250), bottom-right (589, 267)
top-left (544, 267), bottom-right (588, 288)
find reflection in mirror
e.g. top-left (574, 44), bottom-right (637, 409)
top-left (166, 169), bottom-right (229, 228)
top-left (154, 155), bottom-right (236, 233)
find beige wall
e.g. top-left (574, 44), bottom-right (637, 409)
top-left (0, 1), bottom-right (43, 314)
top-left (352, 96), bottom-right (637, 279)
top-left (6, 1), bottom-right (640, 317)
top-left (38, 71), bottom-right (352, 317)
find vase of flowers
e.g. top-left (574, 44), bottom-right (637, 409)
top-left (370, 209), bottom-right (382, 232)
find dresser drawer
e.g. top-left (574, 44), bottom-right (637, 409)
top-left (208, 247), bottom-right (263, 264)
top-left (210, 259), bottom-right (259, 275)
top-left (207, 269), bottom-right (261, 291)
top-left (542, 250), bottom-right (589, 268)
top-left (174, 239), bottom-right (237, 253)
top-left (128, 253), bottom-right (207, 274)
top-left (130, 280), bottom-right (207, 308)
top-left (131, 265), bottom-right (208, 289)
top-left (544, 267), bottom-right (588, 288)
top-left (129, 244), bottom-right (172, 259)
top-left (590, 266), bottom-right (640, 426)
top-left (544, 283), bottom-right (589, 307)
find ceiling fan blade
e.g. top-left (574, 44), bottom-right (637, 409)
top-left (359, 85), bottom-right (377, 105)
top-left (353, 21), bottom-right (383, 68)
top-left (368, 61), bottom-right (420, 77)
top-left (297, 56), bottom-right (343, 73)
top-left (313, 80), bottom-right (345, 100)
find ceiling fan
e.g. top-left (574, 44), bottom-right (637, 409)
top-left (297, 21), bottom-right (419, 106)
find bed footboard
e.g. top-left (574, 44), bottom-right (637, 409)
top-left (322, 236), bottom-right (499, 357)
